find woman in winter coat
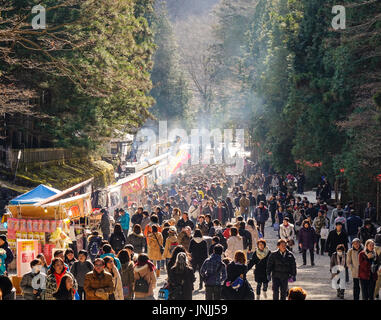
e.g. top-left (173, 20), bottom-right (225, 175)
top-left (168, 252), bottom-right (196, 300)
top-left (44, 257), bottom-right (78, 300)
top-left (109, 223), bottom-right (126, 254)
top-left (189, 229), bottom-right (208, 290)
top-left (358, 239), bottom-right (379, 300)
top-left (246, 219), bottom-right (259, 253)
top-left (247, 239), bottom-right (270, 299)
top-left (117, 249), bottom-right (134, 300)
top-left (103, 256), bottom-right (124, 300)
top-left (279, 217), bottom-right (295, 251)
top-left (223, 250), bottom-right (253, 300)
top-left (330, 244), bottom-right (347, 299)
top-left (133, 253), bottom-right (157, 300)
top-left (147, 225), bottom-right (164, 278)
top-left (226, 227), bottom-right (244, 260)
top-left (163, 227), bottom-right (179, 264)
top-left (197, 215), bottom-right (209, 236)
top-left (347, 238), bottom-right (363, 300)
top-left (52, 274), bottom-right (75, 300)
top-left (298, 219), bottom-right (316, 266)
top-left (126, 224), bottom-right (146, 254)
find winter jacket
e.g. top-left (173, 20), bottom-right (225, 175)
top-left (147, 232), bottom-right (164, 261)
top-left (247, 248), bottom-right (270, 283)
top-left (168, 266), bottom-right (195, 300)
top-left (70, 260), bottom-right (94, 287)
top-left (126, 232), bottom-right (146, 254)
top-left (200, 254), bottom-right (227, 286)
top-left (246, 225), bottom-right (259, 249)
top-left (347, 245), bottom-right (363, 279)
top-left (140, 216), bottom-right (151, 232)
top-left (189, 205), bottom-right (201, 220)
top-left (279, 223), bottom-right (295, 241)
top-left (83, 270), bottom-right (114, 300)
top-left (20, 271), bottom-right (46, 300)
top-left (298, 226), bottom-right (316, 250)
top-left (119, 212), bottom-right (130, 231)
top-left (100, 253), bottom-right (121, 271)
top-left (213, 207), bottom-right (229, 225)
top-left (131, 213), bottom-right (143, 226)
top-left (267, 249), bottom-right (297, 281)
top-left (178, 231), bottom-right (191, 252)
top-left (346, 215), bottom-right (363, 236)
top-left (44, 267), bottom-right (77, 300)
top-left (109, 232), bottom-right (126, 253)
top-left (239, 227), bottom-right (252, 251)
top-left (163, 234), bottom-right (179, 259)
top-left (223, 262), bottom-right (251, 300)
top-left (326, 230), bottom-right (349, 256)
top-left (239, 197), bottom-right (250, 215)
top-left (133, 263), bottom-right (156, 299)
top-left (226, 235), bottom-right (244, 260)
top-left (189, 237), bottom-right (208, 267)
top-left (108, 265), bottom-right (124, 300)
top-left (197, 222), bottom-right (209, 236)
top-left (119, 261), bottom-right (134, 299)
top-left (87, 235), bottom-right (102, 259)
top-left (358, 250), bottom-right (379, 281)
top-left (312, 216), bottom-right (328, 235)
top-left (254, 206), bottom-right (269, 224)
top-left (100, 213), bottom-right (111, 236)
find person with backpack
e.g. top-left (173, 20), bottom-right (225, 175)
top-left (200, 244), bottom-right (227, 300)
top-left (87, 231), bottom-right (102, 262)
top-left (189, 229), bottom-right (208, 290)
top-left (70, 250), bottom-right (94, 300)
top-left (109, 223), bottom-right (126, 254)
top-left (168, 252), bottom-right (196, 300)
top-left (247, 239), bottom-right (271, 300)
top-left (133, 253), bottom-right (157, 300)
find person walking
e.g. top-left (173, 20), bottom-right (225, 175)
top-left (0, 235), bottom-right (14, 274)
top-left (87, 230), bottom-right (102, 262)
top-left (52, 274), bottom-right (76, 300)
top-left (358, 219), bottom-right (377, 245)
top-left (99, 244), bottom-right (122, 271)
top-left (20, 259), bottom-right (46, 300)
top-left (266, 239), bottom-right (297, 300)
top-left (119, 208), bottom-right (130, 239)
top-left (168, 252), bottom-right (196, 300)
top-left (374, 234), bottom-right (381, 299)
top-left (226, 227), bottom-right (244, 260)
top-left (239, 193), bottom-right (250, 221)
top-left (347, 238), bottom-right (363, 300)
top-left (70, 250), bottom-right (94, 300)
top-left (238, 221), bottom-right (253, 259)
top-left (279, 217), bottom-right (295, 252)
top-left (247, 239), bottom-right (270, 300)
top-left (147, 225), bottom-right (164, 278)
top-left (346, 210), bottom-right (363, 243)
top-left (359, 239), bottom-right (379, 300)
top-left (200, 244), bottom-right (227, 300)
top-left (298, 219), bottom-right (317, 266)
top-left (312, 209), bottom-right (329, 255)
top-left (254, 201), bottom-right (269, 237)
top-left (189, 229), bottom-right (208, 290)
top-left (117, 249), bottom-right (135, 299)
top-left (83, 258), bottom-right (114, 300)
top-left (330, 244), bottom-right (347, 299)
top-left (126, 224), bottom-right (146, 254)
top-left (109, 223), bottom-right (127, 254)
top-left (103, 256), bottom-right (124, 300)
top-left (326, 222), bottom-right (348, 257)
top-left (133, 253), bottom-right (157, 300)
top-left (100, 209), bottom-right (111, 241)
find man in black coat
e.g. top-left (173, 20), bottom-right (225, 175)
top-left (176, 212), bottom-right (195, 232)
top-left (266, 239), bottom-right (297, 300)
top-left (213, 200), bottom-right (228, 226)
top-left (357, 219), bottom-right (377, 245)
top-left (238, 221), bottom-right (252, 253)
top-left (131, 207), bottom-right (144, 227)
top-left (325, 222), bottom-right (348, 256)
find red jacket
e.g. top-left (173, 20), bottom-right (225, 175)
top-left (358, 251), bottom-right (378, 281)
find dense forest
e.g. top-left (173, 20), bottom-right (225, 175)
top-left (1, 0), bottom-right (381, 206)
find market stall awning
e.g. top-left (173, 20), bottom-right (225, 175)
top-left (9, 184), bottom-right (61, 205)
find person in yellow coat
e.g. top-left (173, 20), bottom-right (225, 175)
top-left (147, 225), bottom-right (163, 278)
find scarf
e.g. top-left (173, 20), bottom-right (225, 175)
top-left (255, 247), bottom-right (269, 260)
top-left (335, 253), bottom-right (346, 267)
top-left (54, 266), bottom-right (68, 287)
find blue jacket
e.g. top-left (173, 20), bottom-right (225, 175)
top-left (346, 215), bottom-right (363, 236)
top-left (200, 254), bottom-right (227, 286)
top-left (100, 253), bottom-right (121, 271)
top-left (119, 212), bottom-right (130, 231)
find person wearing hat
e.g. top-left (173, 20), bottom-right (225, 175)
top-left (0, 235), bottom-right (13, 273)
top-left (347, 238), bottom-right (363, 300)
top-left (326, 221), bottom-right (349, 257)
top-left (373, 234), bottom-right (381, 299)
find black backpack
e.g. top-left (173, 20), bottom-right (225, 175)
top-left (135, 272), bottom-right (149, 293)
top-left (88, 240), bottom-right (100, 256)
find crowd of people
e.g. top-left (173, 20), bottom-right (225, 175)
top-left (0, 162), bottom-right (380, 301)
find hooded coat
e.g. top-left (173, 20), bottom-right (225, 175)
top-left (126, 232), bottom-right (146, 254)
top-left (133, 263), bottom-right (156, 299)
top-left (147, 232), bottom-right (164, 261)
top-left (163, 234), bottom-right (179, 259)
top-left (189, 237), bottom-right (208, 267)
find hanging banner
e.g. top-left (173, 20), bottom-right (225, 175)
top-left (17, 239), bottom-right (39, 277)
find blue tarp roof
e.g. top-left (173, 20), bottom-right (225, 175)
top-left (9, 184), bottom-right (61, 205)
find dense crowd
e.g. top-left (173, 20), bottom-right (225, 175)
top-left (0, 163), bottom-right (380, 301)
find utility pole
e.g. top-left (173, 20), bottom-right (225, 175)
top-left (13, 149), bottom-right (22, 184)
